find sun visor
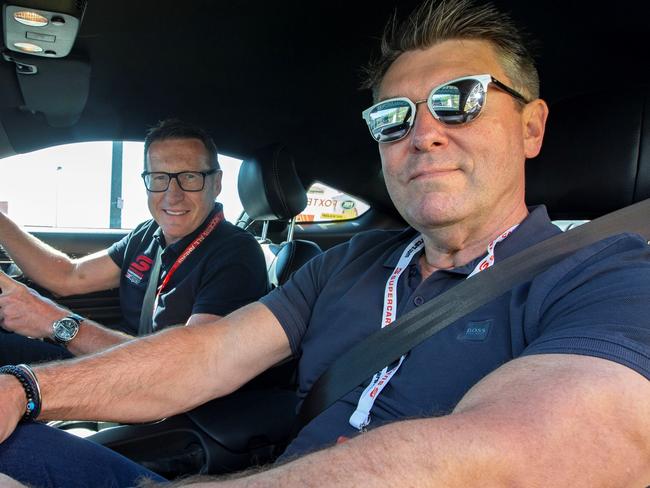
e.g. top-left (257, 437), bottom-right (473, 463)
top-left (0, 118), bottom-right (15, 159)
top-left (0, 57), bottom-right (23, 106)
top-left (2, 50), bottom-right (90, 127)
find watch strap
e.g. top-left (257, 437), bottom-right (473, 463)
top-left (67, 313), bottom-right (84, 325)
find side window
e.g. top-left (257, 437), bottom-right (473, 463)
top-left (296, 182), bottom-right (370, 223)
top-left (0, 141), bottom-right (244, 229)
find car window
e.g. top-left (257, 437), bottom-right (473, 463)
top-left (0, 141), bottom-right (244, 229)
top-left (296, 182), bottom-right (370, 223)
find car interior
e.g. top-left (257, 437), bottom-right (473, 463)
top-left (0, 0), bottom-right (649, 480)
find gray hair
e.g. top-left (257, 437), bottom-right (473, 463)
top-left (362, 0), bottom-right (539, 101)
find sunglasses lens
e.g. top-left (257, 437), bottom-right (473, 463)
top-left (365, 100), bottom-right (413, 142)
top-left (430, 78), bottom-right (486, 125)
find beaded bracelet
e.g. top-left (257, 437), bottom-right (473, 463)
top-left (0, 364), bottom-right (42, 421)
top-left (17, 364), bottom-right (41, 419)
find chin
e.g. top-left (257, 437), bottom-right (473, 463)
top-left (406, 198), bottom-right (464, 226)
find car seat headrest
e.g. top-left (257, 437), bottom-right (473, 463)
top-left (238, 144), bottom-right (308, 221)
top-left (526, 88), bottom-right (650, 220)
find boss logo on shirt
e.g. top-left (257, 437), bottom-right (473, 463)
top-left (458, 320), bottom-right (492, 342)
top-left (125, 254), bottom-right (153, 285)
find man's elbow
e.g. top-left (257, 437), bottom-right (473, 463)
top-left (455, 400), bottom-right (650, 486)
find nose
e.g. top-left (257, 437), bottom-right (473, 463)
top-left (409, 103), bottom-right (449, 152)
top-left (163, 176), bottom-right (185, 202)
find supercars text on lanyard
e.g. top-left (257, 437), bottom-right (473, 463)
top-left (153, 211), bottom-right (224, 309)
top-left (349, 224), bottom-right (518, 430)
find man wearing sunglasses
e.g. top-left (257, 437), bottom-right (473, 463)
top-left (1, 0), bottom-right (649, 487)
top-left (0, 119), bottom-right (268, 364)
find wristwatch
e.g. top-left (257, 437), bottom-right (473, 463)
top-left (52, 313), bottom-right (84, 346)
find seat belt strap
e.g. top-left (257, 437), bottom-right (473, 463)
top-left (138, 244), bottom-right (163, 336)
top-left (298, 199), bottom-right (650, 427)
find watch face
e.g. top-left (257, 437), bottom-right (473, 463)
top-left (54, 318), bottom-right (79, 342)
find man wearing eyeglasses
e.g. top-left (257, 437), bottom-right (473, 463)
top-left (0, 119), bottom-right (268, 363)
top-left (1, 0), bottom-right (649, 487)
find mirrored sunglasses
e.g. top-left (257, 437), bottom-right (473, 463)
top-left (362, 74), bottom-right (529, 143)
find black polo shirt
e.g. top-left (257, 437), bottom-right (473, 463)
top-left (261, 206), bottom-right (650, 459)
top-left (108, 203), bottom-right (268, 334)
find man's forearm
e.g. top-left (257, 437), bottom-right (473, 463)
top-left (0, 213), bottom-right (76, 294)
top-left (65, 318), bottom-right (135, 356)
top-left (32, 303), bottom-right (290, 424)
top-left (34, 323), bottom-right (232, 423)
top-left (177, 408), bottom-right (649, 488)
top-left (191, 416), bottom-right (503, 488)
top-left (65, 315), bottom-right (222, 356)
top-left (168, 355), bottom-right (650, 488)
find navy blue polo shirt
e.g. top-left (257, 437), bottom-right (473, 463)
top-left (261, 206), bottom-right (650, 459)
top-left (108, 203), bottom-right (268, 334)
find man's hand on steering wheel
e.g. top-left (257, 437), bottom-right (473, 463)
top-left (0, 270), bottom-right (68, 339)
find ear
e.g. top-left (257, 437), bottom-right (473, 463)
top-left (522, 99), bottom-right (549, 159)
top-left (212, 169), bottom-right (223, 197)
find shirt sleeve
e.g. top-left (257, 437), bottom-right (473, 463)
top-left (521, 233), bottom-right (650, 379)
top-left (260, 241), bottom-right (350, 356)
top-left (107, 220), bottom-right (154, 268)
top-left (107, 231), bottom-right (132, 268)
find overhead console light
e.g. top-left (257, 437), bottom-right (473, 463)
top-left (13, 10), bottom-right (48, 27)
top-left (13, 41), bottom-right (43, 53)
top-left (2, 1), bottom-right (87, 58)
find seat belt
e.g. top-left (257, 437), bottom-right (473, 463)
top-left (138, 244), bottom-right (163, 336)
top-left (298, 199), bottom-right (650, 427)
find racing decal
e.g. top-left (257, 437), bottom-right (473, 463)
top-left (125, 254), bottom-right (153, 285)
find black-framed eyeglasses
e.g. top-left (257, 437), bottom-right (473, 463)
top-left (141, 169), bottom-right (219, 192)
top-left (361, 74), bottom-right (530, 143)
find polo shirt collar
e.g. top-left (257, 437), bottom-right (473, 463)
top-left (154, 202), bottom-right (224, 257)
top-left (383, 205), bottom-right (561, 276)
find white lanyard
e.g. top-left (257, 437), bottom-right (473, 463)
top-left (349, 225), bottom-right (518, 430)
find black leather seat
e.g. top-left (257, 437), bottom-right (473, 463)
top-left (526, 87), bottom-right (650, 219)
top-left (238, 144), bottom-right (322, 287)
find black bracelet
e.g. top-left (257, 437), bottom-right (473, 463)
top-left (17, 364), bottom-right (41, 420)
top-left (0, 364), bottom-right (42, 421)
